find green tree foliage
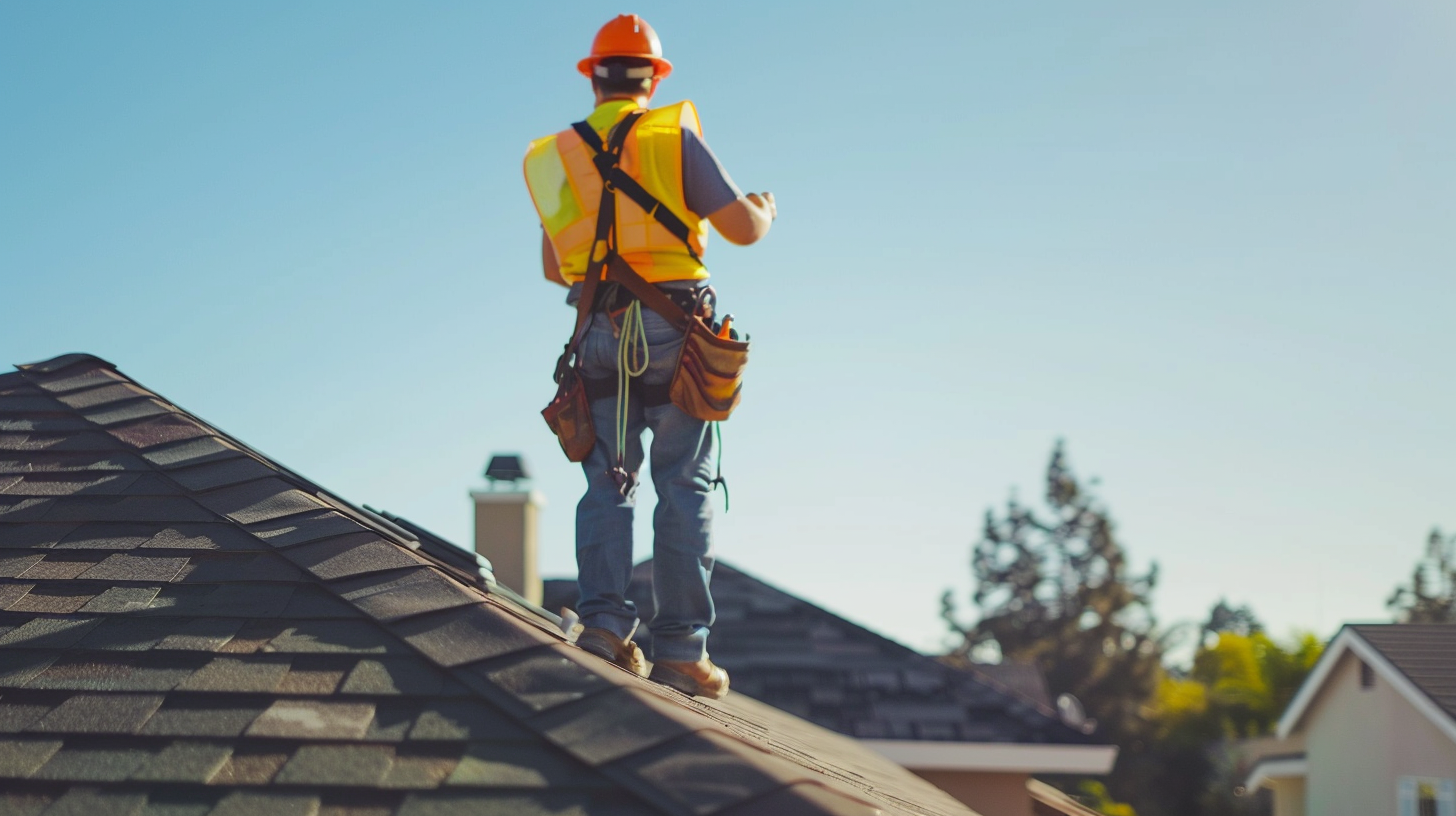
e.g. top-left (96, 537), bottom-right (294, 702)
top-left (1387, 528), bottom-right (1456, 623)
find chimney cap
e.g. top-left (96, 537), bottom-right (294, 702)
top-left (484, 454), bottom-right (530, 486)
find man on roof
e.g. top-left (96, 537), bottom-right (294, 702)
top-left (524, 14), bottom-right (775, 699)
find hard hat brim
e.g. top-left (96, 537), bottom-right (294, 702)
top-left (577, 55), bottom-right (673, 80)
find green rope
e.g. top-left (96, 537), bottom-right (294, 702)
top-left (710, 422), bottom-right (729, 513)
top-left (614, 301), bottom-right (649, 476)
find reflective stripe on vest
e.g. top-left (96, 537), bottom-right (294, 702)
top-left (524, 99), bottom-right (710, 284)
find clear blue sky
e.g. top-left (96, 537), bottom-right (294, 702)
top-left (3, 1), bottom-right (1452, 657)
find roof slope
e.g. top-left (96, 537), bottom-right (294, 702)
top-left (547, 562), bottom-right (1096, 746)
top-left (0, 353), bottom-right (978, 816)
top-left (1349, 624), bottom-right (1456, 722)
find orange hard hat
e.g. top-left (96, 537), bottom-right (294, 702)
top-left (577, 14), bottom-right (673, 80)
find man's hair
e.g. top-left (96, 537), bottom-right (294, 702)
top-left (591, 56), bottom-right (654, 97)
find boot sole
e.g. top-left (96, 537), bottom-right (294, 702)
top-left (648, 663), bottom-right (729, 700)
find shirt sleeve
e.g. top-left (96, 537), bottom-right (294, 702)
top-left (681, 128), bottom-right (743, 218)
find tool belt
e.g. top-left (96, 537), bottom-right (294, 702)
top-left (542, 110), bottom-right (750, 463)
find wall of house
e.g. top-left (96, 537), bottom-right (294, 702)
top-left (914, 770), bottom-right (1032, 816)
top-left (1302, 652), bottom-right (1456, 816)
top-left (1268, 778), bottom-right (1306, 816)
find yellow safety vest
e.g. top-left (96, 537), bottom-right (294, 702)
top-left (524, 99), bottom-right (710, 285)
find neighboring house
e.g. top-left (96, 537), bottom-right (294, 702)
top-left (0, 353), bottom-right (983, 816)
top-left (544, 561), bottom-right (1118, 816)
top-left (1246, 624), bottom-right (1456, 816)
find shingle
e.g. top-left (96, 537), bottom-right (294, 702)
top-left (363, 703), bottom-right (418, 742)
top-left (535, 686), bottom-right (701, 766)
top-left (0, 452), bottom-right (146, 472)
top-left (28, 653), bottom-right (202, 691)
top-left (131, 740), bottom-right (234, 783)
top-left (334, 568), bottom-right (479, 623)
top-left (715, 783), bottom-right (884, 816)
top-left (0, 416), bottom-right (91, 432)
top-left (0, 582), bottom-right (34, 608)
top-left (75, 616), bottom-right (178, 650)
top-left (392, 604), bottom-right (557, 668)
top-left (15, 553), bottom-right (104, 579)
top-left (0, 523), bottom-right (76, 548)
top-left (211, 747), bottom-right (289, 785)
top-left (282, 586), bottom-right (362, 619)
top-left (30, 787), bottom-right (147, 816)
top-left (0, 394), bottom-right (68, 413)
top-left (77, 553), bottom-right (189, 582)
top-left (0, 497), bottom-right (54, 521)
top-left (616, 730), bottom-right (807, 815)
top-left (55, 522), bottom-right (160, 550)
top-left (0, 616), bottom-right (101, 649)
top-left (0, 553), bottom-right (44, 576)
top-left (121, 474), bottom-right (184, 496)
top-left (195, 479), bottom-right (327, 525)
top-left (264, 621), bottom-right (406, 655)
top-left (154, 618), bottom-right (245, 652)
top-left (40, 495), bottom-right (213, 523)
top-left (246, 700), bottom-right (376, 740)
top-left (0, 472), bottom-right (142, 496)
top-left (32, 365), bottom-right (128, 394)
top-left (0, 651), bottom-right (58, 686)
top-left (177, 552), bottom-right (302, 583)
top-left (108, 415), bottom-right (211, 449)
top-left (142, 438), bottom-right (244, 469)
top-left (34, 739), bottom-right (154, 781)
top-left (248, 511), bottom-right (369, 548)
top-left (208, 791), bottom-right (321, 816)
top-left (476, 647), bottom-right (611, 713)
top-left (55, 383), bottom-right (153, 410)
top-left (275, 744), bottom-right (396, 786)
top-left (175, 656), bottom-right (291, 693)
top-left (85, 399), bottom-right (173, 427)
top-left (407, 701), bottom-right (534, 743)
top-left (165, 457), bottom-right (277, 492)
top-left (29, 692), bottom-right (164, 734)
top-left (140, 698), bottom-right (269, 738)
top-left (216, 620), bottom-right (291, 653)
top-left (0, 695), bottom-right (54, 732)
top-left (79, 585), bottom-right (162, 613)
top-left (7, 587), bottom-right (97, 614)
top-left (0, 791), bottom-right (51, 816)
top-left (140, 585), bottom-right (295, 619)
top-left (381, 748), bottom-right (461, 790)
top-left (44, 432), bottom-right (133, 452)
top-left (339, 658), bottom-right (453, 697)
top-left (285, 535), bottom-right (425, 582)
top-left (141, 525), bottom-right (264, 552)
top-left (0, 736), bottom-right (62, 776)
top-left (277, 656), bottom-right (348, 695)
top-left (139, 793), bottom-right (219, 816)
top-left (445, 742), bottom-right (598, 789)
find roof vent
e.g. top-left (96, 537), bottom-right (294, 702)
top-left (1057, 693), bottom-right (1097, 734)
top-left (484, 454), bottom-right (530, 487)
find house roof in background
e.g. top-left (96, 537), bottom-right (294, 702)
top-left (546, 561), bottom-right (1100, 749)
top-left (0, 353), bottom-right (978, 816)
top-left (1277, 623), bottom-right (1456, 745)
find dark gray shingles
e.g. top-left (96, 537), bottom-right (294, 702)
top-left (408, 701), bottom-right (535, 742)
top-left (211, 746), bottom-right (289, 784)
top-left (141, 525), bottom-right (264, 552)
top-left (275, 744), bottom-right (396, 786)
top-left (40, 496), bottom-right (213, 523)
top-left (535, 686), bottom-right (702, 767)
top-left (28, 653), bottom-right (204, 692)
top-left (246, 699), bottom-right (376, 740)
top-left (340, 658), bottom-right (454, 697)
top-left (55, 383), bottom-right (153, 410)
top-left (392, 604), bottom-right (558, 668)
top-left (0, 617), bottom-right (101, 649)
top-left (382, 748), bottom-right (461, 789)
top-left (141, 698), bottom-right (270, 738)
top-left (216, 620), bottom-right (291, 653)
top-left (78, 553), bottom-right (189, 582)
top-left (0, 452), bottom-right (147, 472)
top-left (55, 522), bottom-right (160, 549)
top-left (0, 696), bottom-right (54, 732)
top-left (615, 730), bottom-right (806, 816)
top-left (209, 791), bottom-right (321, 816)
top-left (31, 365), bottom-right (127, 394)
top-left (282, 586), bottom-right (363, 619)
top-left (30, 787), bottom-right (147, 816)
top-left (445, 742), bottom-right (597, 788)
top-left (154, 618), bottom-right (245, 652)
top-left (247, 511), bottom-right (369, 548)
top-left (0, 791), bottom-right (51, 816)
top-left (142, 437), bottom-right (244, 469)
top-left (0, 498), bottom-right (55, 521)
top-left (283, 534), bottom-right (425, 581)
top-left (0, 523), bottom-right (76, 548)
top-left (265, 621), bottom-right (407, 655)
top-left (177, 552), bottom-right (303, 583)
top-left (29, 692), bottom-right (164, 734)
top-left (476, 647), bottom-right (611, 713)
top-left (79, 585), bottom-right (162, 613)
top-left (165, 457), bottom-right (276, 493)
top-left (33, 739), bottom-right (154, 781)
top-left (75, 617), bottom-right (178, 651)
top-left (0, 553), bottom-right (44, 576)
top-left (108, 415), bottom-right (211, 449)
top-left (195, 478), bottom-right (327, 525)
top-left (333, 568), bottom-right (479, 623)
top-left (0, 582), bottom-right (34, 608)
top-left (16, 553), bottom-right (105, 579)
top-left (131, 740), bottom-right (234, 783)
top-left (0, 737), bottom-right (62, 776)
top-left (84, 399), bottom-right (173, 427)
top-left (0, 651), bottom-right (59, 686)
top-left (138, 585), bottom-right (295, 620)
top-left (0, 472), bottom-right (142, 497)
top-left (277, 656), bottom-right (348, 695)
top-left (176, 656), bottom-right (291, 693)
top-left (364, 702), bottom-right (418, 742)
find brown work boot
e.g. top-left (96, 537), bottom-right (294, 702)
top-left (649, 657), bottom-right (730, 700)
top-left (576, 627), bottom-right (647, 677)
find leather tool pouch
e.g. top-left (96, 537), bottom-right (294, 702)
top-left (670, 314), bottom-right (748, 422)
top-left (542, 363), bottom-right (595, 462)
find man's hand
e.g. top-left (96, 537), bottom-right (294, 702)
top-left (708, 192), bottom-right (777, 246)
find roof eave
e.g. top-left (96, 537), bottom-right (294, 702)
top-left (861, 739), bottom-right (1118, 774)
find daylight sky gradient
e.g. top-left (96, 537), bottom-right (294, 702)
top-left (3, 1), bottom-right (1452, 657)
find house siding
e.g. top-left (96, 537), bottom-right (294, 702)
top-left (914, 771), bottom-right (1033, 816)
top-left (1303, 652), bottom-right (1456, 816)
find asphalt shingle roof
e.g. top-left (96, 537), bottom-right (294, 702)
top-left (0, 353), bottom-right (978, 816)
top-left (547, 562), bottom-right (1096, 746)
top-left (1350, 623), bottom-right (1456, 723)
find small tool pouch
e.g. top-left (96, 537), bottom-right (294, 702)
top-left (541, 362), bottom-right (596, 462)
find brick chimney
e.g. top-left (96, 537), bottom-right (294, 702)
top-left (470, 453), bottom-right (544, 605)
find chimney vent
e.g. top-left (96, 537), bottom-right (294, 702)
top-left (471, 452), bottom-right (544, 605)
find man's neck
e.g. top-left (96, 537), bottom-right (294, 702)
top-left (594, 92), bottom-right (651, 109)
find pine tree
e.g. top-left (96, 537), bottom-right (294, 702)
top-left (1387, 528), bottom-right (1456, 624)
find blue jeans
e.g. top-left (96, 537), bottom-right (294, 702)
top-left (574, 308), bottom-right (715, 662)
